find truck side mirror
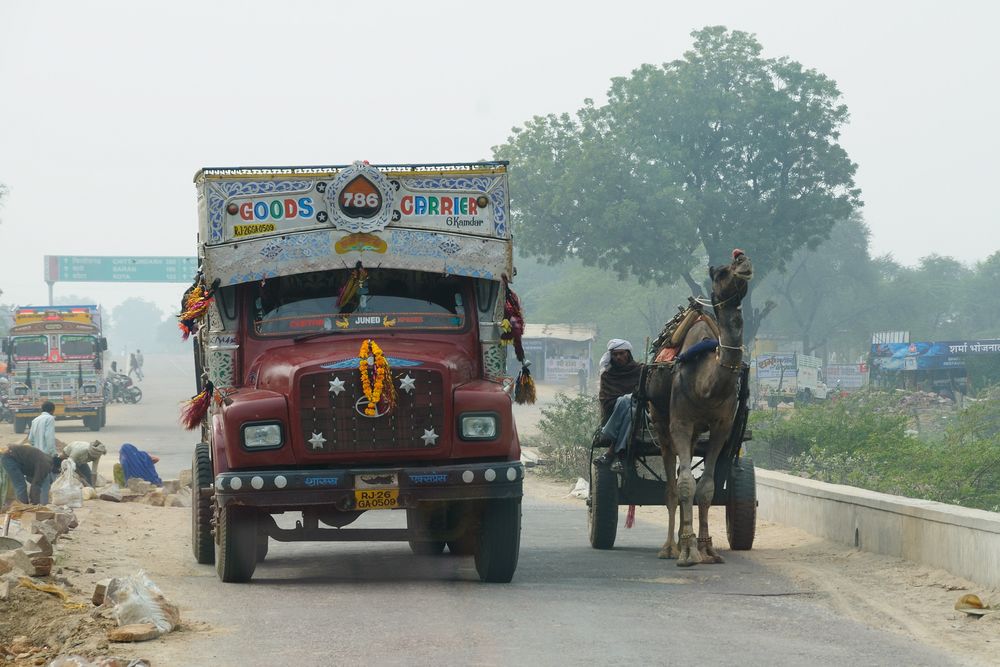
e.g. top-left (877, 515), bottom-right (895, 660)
top-left (99, 337), bottom-right (108, 351)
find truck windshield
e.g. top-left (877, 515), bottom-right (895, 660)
top-left (251, 269), bottom-right (467, 337)
top-left (60, 335), bottom-right (97, 359)
top-left (12, 335), bottom-right (48, 360)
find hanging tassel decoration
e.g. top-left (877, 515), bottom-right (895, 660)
top-left (501, 274), bottom-right (526, 362)
top-left (178, 275), bottom-right (215, 341)
top-left (337, 262), bottom-right (367, 308)
top-left (514, 363), bottom-right (536, 405)
top-left (625, 504), bottom-right (636, 529)
top-left (180, 381), bottom-right (214, 430)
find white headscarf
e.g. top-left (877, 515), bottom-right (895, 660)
top-left (599, 338), bottom-right (633, 373)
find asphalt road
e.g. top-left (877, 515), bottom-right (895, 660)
top-left (11, 355), bottom-right (961, 665)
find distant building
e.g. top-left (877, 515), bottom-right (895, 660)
top-left (515, 323), bottom-right (597, 383)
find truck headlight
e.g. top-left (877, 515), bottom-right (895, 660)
top-left (459, 413), bottom-right (498, 440)
top-left (241, 422), bottom-right (283, 450)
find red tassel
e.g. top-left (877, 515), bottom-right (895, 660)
top-left (180, 381), bottom-right (214, 430)
top-left (625, 504), bottom-right (636, 529)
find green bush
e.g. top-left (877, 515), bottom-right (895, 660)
top-left (750, 388), bottom-right (1000, 512)
top-left (531, 392), bottom-right (602, 480)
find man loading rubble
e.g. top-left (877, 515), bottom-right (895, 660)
top-left (1, 444), bottom-right (60, 505)
top-left (62, 440), bottom-right (106, 487)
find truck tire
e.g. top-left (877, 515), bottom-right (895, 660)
top-left (726, 457), bottom-right (757, 551)
top-left (191, 443), bottom-right (215, 565)
top-left (256, 533), bottom-right (269, 563)
top-left (13, 417), bottom-right (27, 434)
top-left (84, 414), bottom-right (100, 431)
top-left (99, 407), bottom-right (107, 427)
top-left (216, 504), bottom-right (258, 583)
top-left (406, 506), bottom-right (446, 555)
top-left (474, 498), bottom-right (521, 583)
top-left (588, 463), bottom-right (618, 550)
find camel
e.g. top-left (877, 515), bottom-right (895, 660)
top-left (647, 250), bottom-right (753, 566)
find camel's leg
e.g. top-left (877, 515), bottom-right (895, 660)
top-left (694, 423), bottom-right (731, 564)
top-left (650, 405), bottom-right (679, 560)
top-left (658, 448), bottom-right (679, 559)
top-left (671, 424), bottom-right (699, 567)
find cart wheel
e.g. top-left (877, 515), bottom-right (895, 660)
top-left (191, 442), bottom-right (215, 565)
top-left (215, 504), bottom-right (258, 583)
top-left (474, 498), bottom-right (521, 583)
top-left (589, 463), bottom-right (618, 550)
top-left (726, 457), bottom-right (756, 550)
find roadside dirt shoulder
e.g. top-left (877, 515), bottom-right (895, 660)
top-left (525, 471), bottom-right (1000, 667)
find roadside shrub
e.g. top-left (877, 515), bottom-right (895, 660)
top-left (532, 392), bottom-right (601, 480)
top-left (751, 387), bottom-right (1000, 512)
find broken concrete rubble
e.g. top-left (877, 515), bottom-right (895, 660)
top-left (107, 623), bottom-right (159, 643)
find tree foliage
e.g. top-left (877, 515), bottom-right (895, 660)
top-left (110, 298), bottom-right (165, 353)
top-left (494, 26), bottom-right (861, 296)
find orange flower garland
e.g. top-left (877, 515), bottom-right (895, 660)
top-left (359, 339), bottom-right (393, 416)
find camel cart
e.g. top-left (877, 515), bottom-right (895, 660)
top-left (587, 363), bottom-right (756, 551)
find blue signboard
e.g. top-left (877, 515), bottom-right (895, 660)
top-left (44, 256), bottom-right (198, 283)
top-left (870, 339), bottom-right (1000, 371)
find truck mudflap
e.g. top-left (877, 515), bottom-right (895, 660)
top-left (213, 461), bottom-right (524, 511)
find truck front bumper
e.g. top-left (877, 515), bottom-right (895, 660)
top-left (214, 461), bottom-right (524, 510)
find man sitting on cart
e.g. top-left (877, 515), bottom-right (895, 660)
top-left (594, 338), bottom-right (642, 468)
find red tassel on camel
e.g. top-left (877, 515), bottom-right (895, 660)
top-left (180, 381), bottom-right (214, 430)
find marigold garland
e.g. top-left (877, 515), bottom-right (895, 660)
top-left (359, 339), bottom-right (394, 416)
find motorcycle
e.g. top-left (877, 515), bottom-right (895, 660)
top-left (105, 372), bottom-right (142, 404)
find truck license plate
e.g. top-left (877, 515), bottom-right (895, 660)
top-left (355, 488), bottom-right (399, 510)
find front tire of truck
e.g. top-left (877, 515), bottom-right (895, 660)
top-left (13, 417), bottom-right (27, 434)
top-left (191, 443), bottom-right (215, 565)
top-left (406, 506), bottom-right (446, 555)
top-left (99, 406), bottom-right (107, 427)
top-left (474, 498), bottom-right (521, 583)
top-left (216, 505), bottom-right (258, 583)
top-left (84, 414), bottom-right (100, 431)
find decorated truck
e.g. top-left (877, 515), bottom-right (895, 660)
top-left (185, 161), bottom-right (526, 583)
top-left (755, 352), bottom-right (829, 405)
top-left (3, 305), bottom-right (108, 432)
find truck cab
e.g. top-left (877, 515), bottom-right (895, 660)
top-left (189, 161), bottom-right (522, 583)
top-left (3, 305), bottom-right (108, 432)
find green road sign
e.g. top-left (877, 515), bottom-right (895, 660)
top-left (44, 256), bottom-right (198, 283)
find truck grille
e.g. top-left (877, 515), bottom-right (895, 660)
top-left (298, 369), bottom-right (445, 453)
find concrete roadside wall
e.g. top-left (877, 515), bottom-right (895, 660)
top-left (755, 468), bottom-right (1000, 589)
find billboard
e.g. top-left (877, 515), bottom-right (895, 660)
top-left (870, 340), bottom-right (1000, 371)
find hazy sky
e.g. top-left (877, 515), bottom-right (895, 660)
top-left (1, 1), bottom-right (997, 316)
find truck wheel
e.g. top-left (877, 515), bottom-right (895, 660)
top-left (99, 407), bottom-right (107, 427)
top-left (84, 414), bottom-right (100, 431)
top-left (216, 504), bottom-right (258, 583)
top-left (13, 417), bottom-right (27, 434)
top-left (474, 498), bottom-right (521, 583)
top-left (191, 443), bottom-right (215, 565)
top-left (589, 463), bottom-right (618, 549)
top-left (726, 457), bottom-right (757, 551)
top-left (406, 507), bottom-right (446, 555)
top-left (256, 533), bottom-right (269, 563)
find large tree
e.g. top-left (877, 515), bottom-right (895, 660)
top-left (494, 26), bottom-right (862, 334)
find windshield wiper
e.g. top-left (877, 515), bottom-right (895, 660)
top-left (293, 331), bottom-right (338, 344)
